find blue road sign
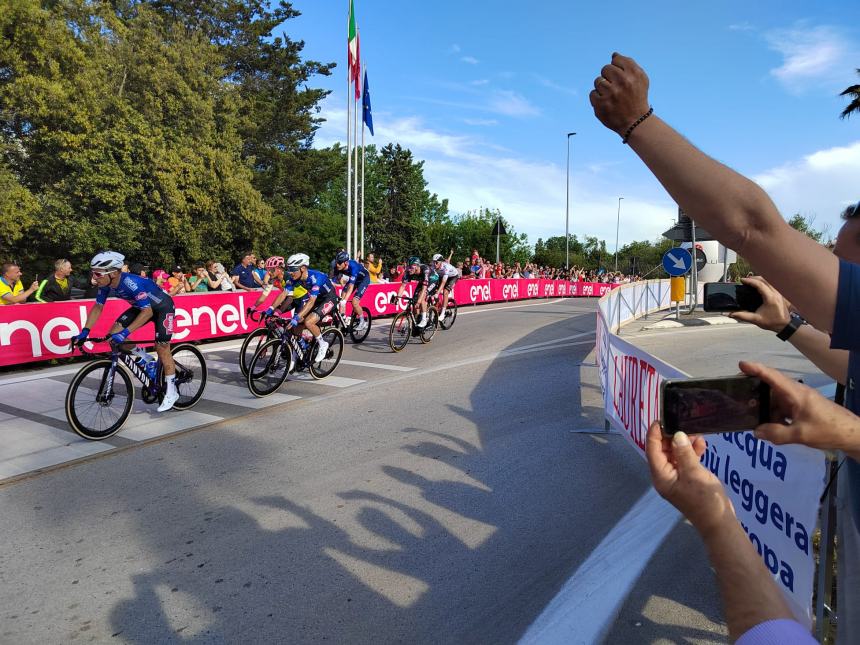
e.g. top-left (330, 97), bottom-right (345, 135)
top-left (662, 247), bottom-right (693, 276)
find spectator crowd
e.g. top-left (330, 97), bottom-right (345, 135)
top-left (0, 249), bottom-right (641, 307)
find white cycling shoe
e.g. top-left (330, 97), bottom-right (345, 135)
top-left (355, 319), bottom-right (368, 332)
top-left (157, 389), bottom-right (179, 412)
top-left (415, 315), bottom-right (428, 328)
top-left (314, 340), bottom-right (330, 363)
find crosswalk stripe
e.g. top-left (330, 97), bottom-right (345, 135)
top-left (201, 381), bottom-right (300, 408)
top-left (338, 359), bottom-right (415, 372)
top-left (288, 373), bottom-right (365, 388)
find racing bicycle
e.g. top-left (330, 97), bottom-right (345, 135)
top-left (388, 294), bottom-right (438, 352)
top-left (240, 309), bottom-right (287, 376)
top-left (325, 301), bottom-right (373, 344)
top-left (65, 338), bottom-right (207, 440)
top-left (247, 318), bottom-right (344, 397)
top-left (429, 291), bottom-right (458, 330)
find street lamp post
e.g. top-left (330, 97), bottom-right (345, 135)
top-left (565, 132), bottom-right (576, 269)
top-left (614, 197), bottom-right (624, 272)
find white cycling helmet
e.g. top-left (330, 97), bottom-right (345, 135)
top-left (432, 253), bottom-right (443, 262)
top-left (285, 253), bottom-right (310, 269)
top-left (90, 251), bottom-right (125, 271)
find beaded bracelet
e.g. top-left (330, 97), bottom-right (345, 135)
top-left (621, 106), bottom-right (654, 144)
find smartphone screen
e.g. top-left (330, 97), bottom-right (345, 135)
top-left (703, 283), bottom-right (764, 312)
top-left (661, 376), bottom-right (770, 435)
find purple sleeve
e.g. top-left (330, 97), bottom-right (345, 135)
top-left (735, 619), bottom-right (816, 645)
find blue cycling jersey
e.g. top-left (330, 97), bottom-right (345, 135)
top-left (96, 273), bottom-right (171, 310)
top-left (337, 259), bottom-right (370, 285)
top-left (285, 269), bottom-right (334, 299)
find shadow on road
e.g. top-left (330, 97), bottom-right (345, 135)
top-left (0, 304), bottom-right (715, 643)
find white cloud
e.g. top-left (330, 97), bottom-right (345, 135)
top-left (753, 140), bottom-right (860, 238)
top-left (313, 100), bottom-right (675, 249)
top-left (460, 56), bottom-right (479, 65)
top-left (449, 44), bottom-right (461, 54)
top-left (765, 24), bottom-right (860, 93)
top-left (533, 75), bottom-right (577, 96)
top-left (729, 22), bottom-right (755, 32)
top-left (486, 90), bottom-right (541, 117)
top-left (462, 118), bottom-right (498, 127)
top-left (470, 79), bottom-right (490, 87)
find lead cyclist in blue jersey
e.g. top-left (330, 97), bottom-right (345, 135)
top-left (70, 251), bottom-right (179, 412)
top-left (283, 253), bottom-right (339, 363)
top-left (333, 251), bottom-right (370, 331)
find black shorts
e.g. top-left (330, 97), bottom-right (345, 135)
top-left (309, 291), bottom-right (339, 320)
top-left (441, 275), bottom-right (458, 292)
top-left (116, 303), bottom-right (175, 344)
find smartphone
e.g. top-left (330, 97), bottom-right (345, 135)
top-left (703, 282), bottom-right (763, 312)
top-left (661, 376), bottom-right (770, 436)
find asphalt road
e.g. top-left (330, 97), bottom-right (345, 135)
top-left (0, 300), bottom-right (830, 644)
top-left (0, 297), bottom-right (658, 644)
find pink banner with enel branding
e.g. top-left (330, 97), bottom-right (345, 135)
top-left (0, 279), bottom-right (616, 367)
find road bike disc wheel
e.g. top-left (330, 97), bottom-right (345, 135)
top-left (389, 312), bottom-right (412, 352)
top-left (65, 360), bottom-right (134, 440)
top-left (348, 307), bottom-right (373, 344)
top-left (310, 328), bottom-right (344, 379)
top-left (439, 298), bottom-right (458, 330)
top-left (168, 344), bottom-right (207, 410)
top-left (240, 327), bottom-right (272, 376)
top-left (248, 339), bottom-right (291, 397)
top-left (420, 308), bottom-right (438, 343)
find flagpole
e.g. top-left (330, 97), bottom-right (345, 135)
top-left (353, 81), bottom-right (359, 259)
top-left (346, 62), bottom-right (352, 258)
top-left (361, 65), bottom-right (366, 259)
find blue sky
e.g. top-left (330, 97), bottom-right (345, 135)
top-left (288, 1), bottom-right (860, 249)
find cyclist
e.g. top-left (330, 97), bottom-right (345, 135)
top-left (70, 251), bottom-right (179, 412)
top-left (282, 253), bottom-right (338, 363)
top-left (332, 251), bottom-right (370, 331)
top-left (430, 253), bottom-right (459, 320)
top-left (392, 256), bottom-right (431, 327)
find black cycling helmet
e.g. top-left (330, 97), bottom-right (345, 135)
top-left (407, 256), bottom-right (421, 266)
top-left (335, 251), bottom-right (350, 264)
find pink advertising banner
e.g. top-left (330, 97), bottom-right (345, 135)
top-left (0, 280), bottom-right (617, 367)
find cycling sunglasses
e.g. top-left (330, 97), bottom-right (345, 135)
top-left (90, 269), bottom-right (117, 279)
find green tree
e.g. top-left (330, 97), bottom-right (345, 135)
top-left (786, 213), bottom-right (825, 243)
top-left (839, 69), bottom-right (860, 119)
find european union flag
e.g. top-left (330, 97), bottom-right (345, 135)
top-left (362, 70), bottom-right (374, 136)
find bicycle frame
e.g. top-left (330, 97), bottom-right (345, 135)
top-left (82, 338), bottom-right (161, 399)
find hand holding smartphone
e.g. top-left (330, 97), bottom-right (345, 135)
top-left (661, 375), bottom-right (770, 436)
top-left (703, 282), bottom-right (764, 312)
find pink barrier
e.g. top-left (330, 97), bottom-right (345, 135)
top-left (0, 280), bottom-right (617, 367)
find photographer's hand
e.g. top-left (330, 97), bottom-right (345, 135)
top-left (728, 276), bottom-right (790, 332)
top-left (646, 422), bottom-right (730, 537)
top-left (589, 53), bottom-right (651, 138)
top-left (740, 361), bottom-right (860, 460)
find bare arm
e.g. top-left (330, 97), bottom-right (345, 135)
top-left (2, 281), bottom-right (39, 304)
top-left (590, 53), bottom-right (839, 332)
top-left (730, 276), bottom-right (848, 383)
top-left (646, 424), bottom-right (795, 640)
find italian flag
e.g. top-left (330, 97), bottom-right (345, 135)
top-left (348, 0), bottom-right (360, 92)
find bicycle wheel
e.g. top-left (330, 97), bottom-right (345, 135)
top-left (348, 307), bottom-right (373, 344)
top-left (420, 308), bottom-right (438, 343)
top-left (65, 360), bottom-right (134, 440)
top-left (389, 312), bottom-right (412, 352)
top-left (439, 298), bottom-right (458, 330)
top-left (240, 327), bottom-right (273, 376)
top-left (310, 328), bottom-right (344, 379)
top-left (247, 339), bottom-right (292, 397)
top-left (168, 344), bottom-right (207, 410)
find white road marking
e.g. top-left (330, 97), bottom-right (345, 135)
top-left (519, 488), bottom-right (680, 645)
top-left (338, 359), bottom-right (415, 372)
top-left (200, 381), bottom-right (300, 407)
top-left (288, 373), bottom-right (365, 388)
